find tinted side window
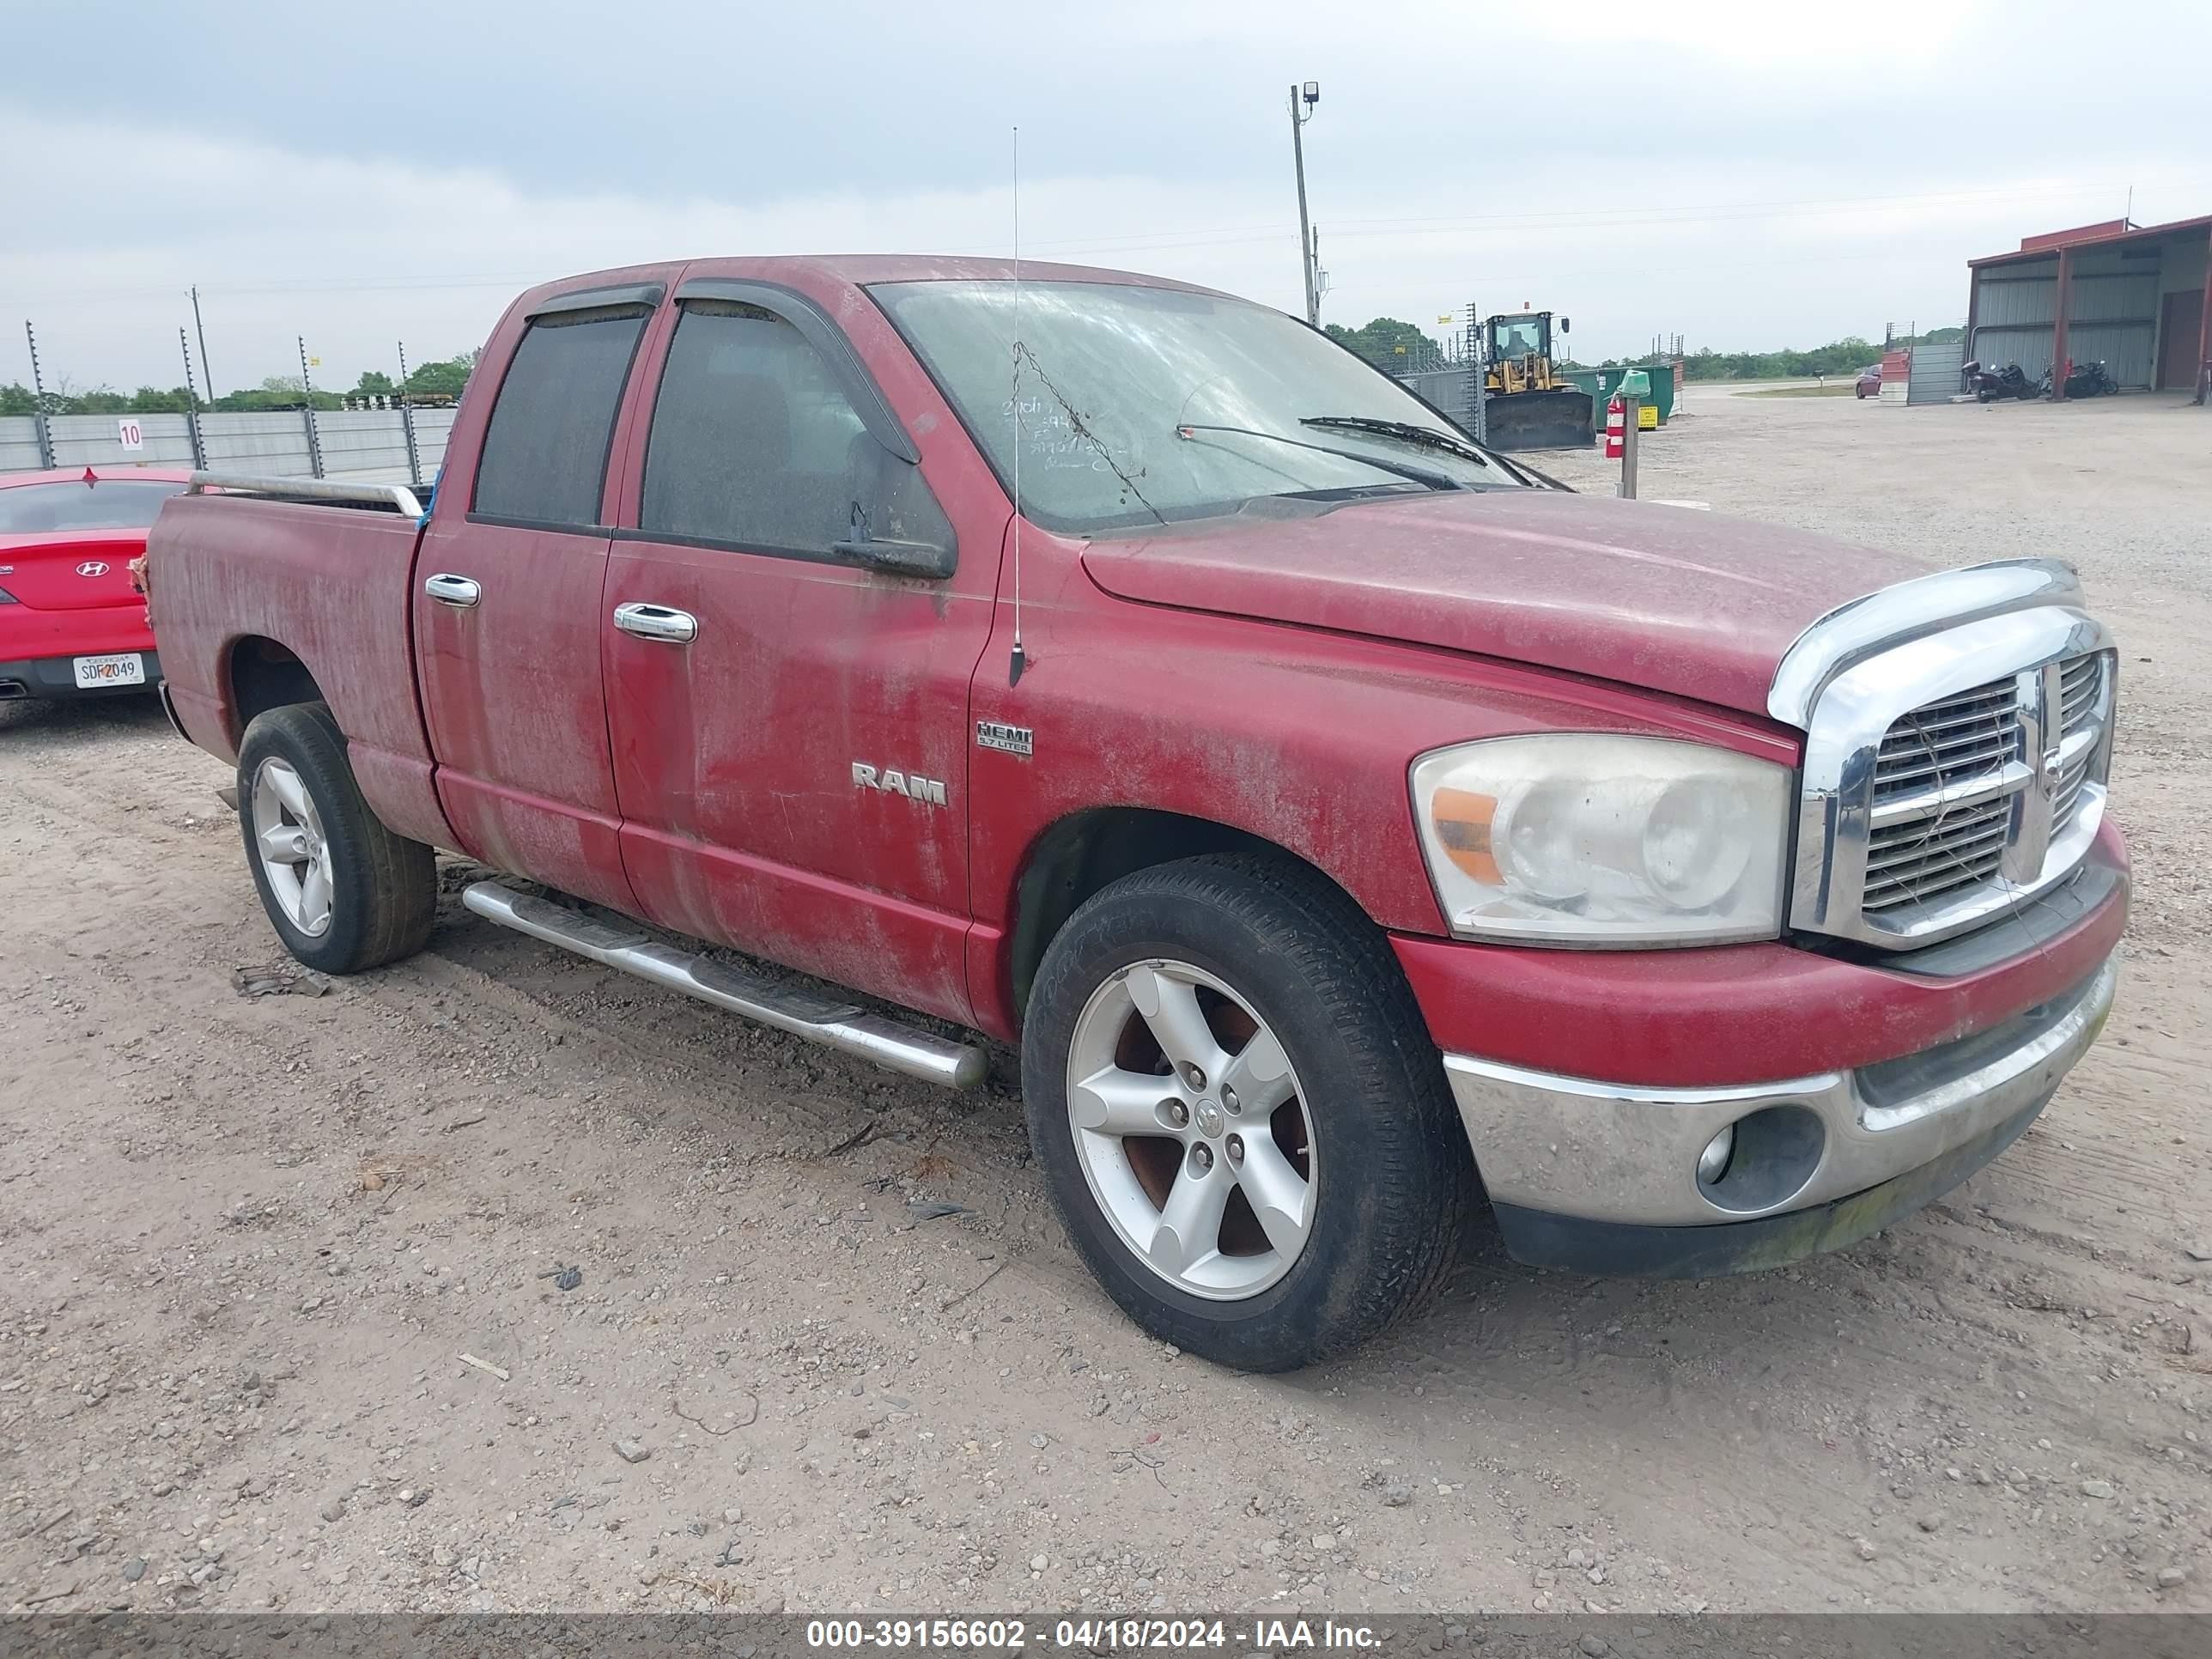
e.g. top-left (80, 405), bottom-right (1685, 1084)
top-left (640, 301), bottom-right (947, 561)
top-left (472, 306), bottom-right (650, 526)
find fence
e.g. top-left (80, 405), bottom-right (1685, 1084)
top-left (1906, 341), bottom-right (1966, 406)
top-left (0, 407), bottom-right (458, 485)
top-left (1345, 338), bottom-right (1459, 377)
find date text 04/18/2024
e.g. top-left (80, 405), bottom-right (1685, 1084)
top-left (803, 1619), bottom-right (1382, 1650)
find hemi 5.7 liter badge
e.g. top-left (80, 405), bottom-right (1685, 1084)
top-left (975, 720), bottom-right (1034, 757)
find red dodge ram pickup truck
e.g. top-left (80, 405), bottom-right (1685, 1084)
top-left (145, 257), bottom-right (2125, 1370)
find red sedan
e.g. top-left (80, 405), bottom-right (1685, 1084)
top-left (1854, 364), bottom-right (1883, 398)
top-left (0, 466), bottom-right (191, 703)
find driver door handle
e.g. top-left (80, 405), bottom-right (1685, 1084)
top-left (612, 602), bottom-right (699, 644)
top-left (423, 573), bottom-right (481, 608)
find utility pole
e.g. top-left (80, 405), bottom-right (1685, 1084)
top-left (1287, 82), bottom-right (1320, 327)
top-left (190, 286), bottom-right (215, 406)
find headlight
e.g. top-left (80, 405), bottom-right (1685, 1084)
top-left (1410, 735), bottom-right (1790, 946)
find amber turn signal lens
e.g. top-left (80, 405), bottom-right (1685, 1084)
top-left (1430, 786), bottom-right (1501, 884)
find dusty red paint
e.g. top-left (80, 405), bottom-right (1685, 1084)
top-left (153, 495), bottom-right (458, 854)
top-left (1080, 490), bottom-right (1923, 719)
top-left (959, 513), bottom-right (1806, 1038)
top-left (1400, 825), bottom-right (2127, 1088)
top-left (592, 260), bottom-right (1007, 1022)
top-left (145, 256), bottom-right (2128, 1085)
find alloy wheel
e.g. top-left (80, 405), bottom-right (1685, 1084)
top-left (1064, 959), bottom-right (1317, 1300)
top-left (251, 757), bottom-right (334, 938)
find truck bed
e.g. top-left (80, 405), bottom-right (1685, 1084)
top-left (148, 480), bottom-right (455, 853)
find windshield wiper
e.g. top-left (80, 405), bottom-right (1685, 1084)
top-left (1302, 416), bottom-right (1568, 490)
top-left (1298, 415), bottom-right (1498, 468)
top-left (1175, 423), bottom-right (1462, 492)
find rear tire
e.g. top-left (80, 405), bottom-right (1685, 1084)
top-left (236, 702), bottom-right (435, 975)
top-left (1021, 854), bottom-right (1471, 1371)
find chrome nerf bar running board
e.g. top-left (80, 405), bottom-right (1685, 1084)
top-left (185, 471), bottom-right (424, 519)
top-left (461, 882), bottom-right (988, 1090)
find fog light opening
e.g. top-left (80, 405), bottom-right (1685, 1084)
top-left (1697, 1124), bottom-right (1736, 1185)
top-left (1696, 1103), bottom-right (1826, 1215)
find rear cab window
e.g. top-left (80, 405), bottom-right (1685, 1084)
top-left (471, 289), bottom-right (658, 529)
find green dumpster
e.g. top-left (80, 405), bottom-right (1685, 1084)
top-left (1562, 364), bottom-right (1678, 424)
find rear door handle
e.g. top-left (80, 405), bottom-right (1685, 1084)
top-left (423, 573), bottom-right (481, 608)
top-left (612, 602), bottom-right (699, 644)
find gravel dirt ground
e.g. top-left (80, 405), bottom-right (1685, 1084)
top-left (3, 387), bottom-right (2209, 1619)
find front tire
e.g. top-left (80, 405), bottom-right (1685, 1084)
top-left (1021, 855), bottom-right (1470, 1370)
top-left (236, 702), bottom-right (435, 975)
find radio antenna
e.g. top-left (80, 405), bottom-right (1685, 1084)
top-left (1007, 124), bottom-right (1029, 689)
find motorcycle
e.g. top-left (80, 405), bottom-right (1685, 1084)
top-left (1962, 360), bottom-right (2041, 403)
top-left (2037, 360), bottom-right (2119, 399)
top-left (2069, 359), bottom-right (2118, 398)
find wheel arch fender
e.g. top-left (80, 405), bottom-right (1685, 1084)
top-left (222, 634), bottom-right (328, 749)
top-left (997, 805), bottom-right (1376, 1036)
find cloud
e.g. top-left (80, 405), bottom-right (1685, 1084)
top-left (3, 0), bottom-right (2208, 389)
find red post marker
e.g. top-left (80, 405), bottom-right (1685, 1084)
top-left (1603, 395), bottom-right (1626, 460)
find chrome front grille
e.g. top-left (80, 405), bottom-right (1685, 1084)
top-left (2052, 654), bottom-right (2102, 836)
top-left (1863, 675), bottom-right (2021, 915)
top-left (1857, 653), bottom-right (2111, 923)
top-left (1774, 562), bottom-right (2116, 951)
top-left (2058, 652), bottom-right (2102, 729)
top-left (1872, 678), bottom-right (2018, 801)
top-left (1862, 808), bottom-right (2011, 914)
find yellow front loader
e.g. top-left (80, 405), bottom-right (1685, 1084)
top-left (1480, 311), bottom-right (1595, 451)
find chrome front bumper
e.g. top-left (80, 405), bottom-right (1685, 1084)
top-left (1443, 956), bottom-right (2117, 1231)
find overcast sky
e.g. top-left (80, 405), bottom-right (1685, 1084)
top-left (5, 0), bottom-right (2209, 393)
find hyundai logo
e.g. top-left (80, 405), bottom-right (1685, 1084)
top-left (76, 560), bottom-right (110, 578)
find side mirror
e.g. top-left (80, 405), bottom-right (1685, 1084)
top-left (834, 532), bottom-right (956, 580)
top-left (1559, 318), bottom-right (1571, 334)
top-left (836, 501), bottom-right (956, 580)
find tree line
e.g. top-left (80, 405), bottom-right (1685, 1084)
top-left (1583, 326), bottom-right (1963, 380)
top-left (1325, 315), bottom-right (1968, 384)
top-left (0, 351), bottom-right (481, 416)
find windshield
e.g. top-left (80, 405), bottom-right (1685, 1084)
top-left (1489, 319), bottom-right (1544, 357)
top-left (0, 479), bottom-right (186, 533)
top-left (871, 280), bottom-right (1516, 532)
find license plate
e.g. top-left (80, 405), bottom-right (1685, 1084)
top-left (73, 652), bottom-right (145, 689)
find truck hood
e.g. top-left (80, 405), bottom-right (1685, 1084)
top-left (1079, 490), bottom-right (1927, 720)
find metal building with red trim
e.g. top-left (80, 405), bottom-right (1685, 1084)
top-left (1966, 214), bottom-right (2212, 398)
